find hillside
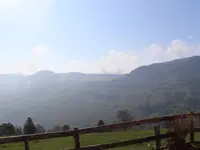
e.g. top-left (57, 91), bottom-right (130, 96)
top-left (0, 72), bottom-right (123, 128)
top-left (114, 56), bottom-right (200, 116)
top-left (1, 56), bottom-right (200, 128)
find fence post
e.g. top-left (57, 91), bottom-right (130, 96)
top-left (189, 111), bottom-right (194, 143)
top-left (24, 138), bottom-right (29, 150)
top-left (73, 128), bottom-right (80, 150)
top-left (154, 125), bottom-right (161, 150)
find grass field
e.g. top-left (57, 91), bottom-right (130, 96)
top-left (0, 129), bottom-right (170, 150)
top-left (2, 129), bottom-right (200, 150)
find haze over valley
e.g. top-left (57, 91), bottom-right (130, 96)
top-left (0, 56), bottom-right (200, 129)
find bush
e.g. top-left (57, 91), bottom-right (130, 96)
top-left (167, 119), bottom-right (191, 150)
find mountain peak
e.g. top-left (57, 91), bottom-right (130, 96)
top-left (32, 70), bottom-right (55, 76)
top-left (29, 70), bottom-right (56, 80)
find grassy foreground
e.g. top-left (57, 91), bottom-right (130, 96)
top-left (0, 129), bottom-right (171, 150)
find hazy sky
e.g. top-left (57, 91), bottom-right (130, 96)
top-left (0, 0), bottom-right (200, 74)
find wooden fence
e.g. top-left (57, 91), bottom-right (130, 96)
top-left (1, 112), bottom-right (200, 150)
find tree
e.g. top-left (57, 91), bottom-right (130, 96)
top-left (0, 123), bottom-right (16, 135)
top-left (23, 117), bottom-right (37, 134)
top-left (97, 120), bottom-right (105, 126)
top-left (116, 109), bottom-right (133, 122)
top-left (36, 124), bottom-right (46, 133)
top-left (62, 125), bottom-right (70, 131)
top-left (15, 126), bottom-right (22, 135)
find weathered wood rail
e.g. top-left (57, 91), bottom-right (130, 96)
top-left (1, 112), bottom-right (200, 150)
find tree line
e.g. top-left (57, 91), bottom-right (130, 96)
top-left (0, 109), bottom-right (134, 136)
top-left (0, 117), bottom-right (71, 136)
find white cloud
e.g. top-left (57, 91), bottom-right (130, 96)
top-left (166, 40), bottom-right (190, 59)
top-left (99, 49), bottom-right (140, 73)
top-left (150, 40), bottom-right (200, 62)
top-left (16, 40), bottom-right (200, 75)
top-left (65, 40), bottom-right (200, 74)
top-left (55, 50), bottom-right (140, 74)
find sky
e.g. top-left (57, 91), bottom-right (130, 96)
top-left (0, 0), bottom-right (200, 74)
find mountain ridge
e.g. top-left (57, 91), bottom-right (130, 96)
top-left (1, 56), bottom-right (200, 128)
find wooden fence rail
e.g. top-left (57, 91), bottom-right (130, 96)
top-left (0, 130), bottom-right (74, 144)
top-left (69, 133), bottom-right (172, 150)
top-left (0, 112), bottom-right (200, 150)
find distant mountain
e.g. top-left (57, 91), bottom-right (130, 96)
top-left (113, 56), bottom-right (200, 116)
top-left (59, 72), bottom-right (122, 81)
top-left (115, 56), bottom-right (200, 86)
top-left (0, 71), bottom-right (123, 128)
top-left (29, 70), bottom-right (57, 80)
top-left (1, 56), bottom-right (200, 129)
